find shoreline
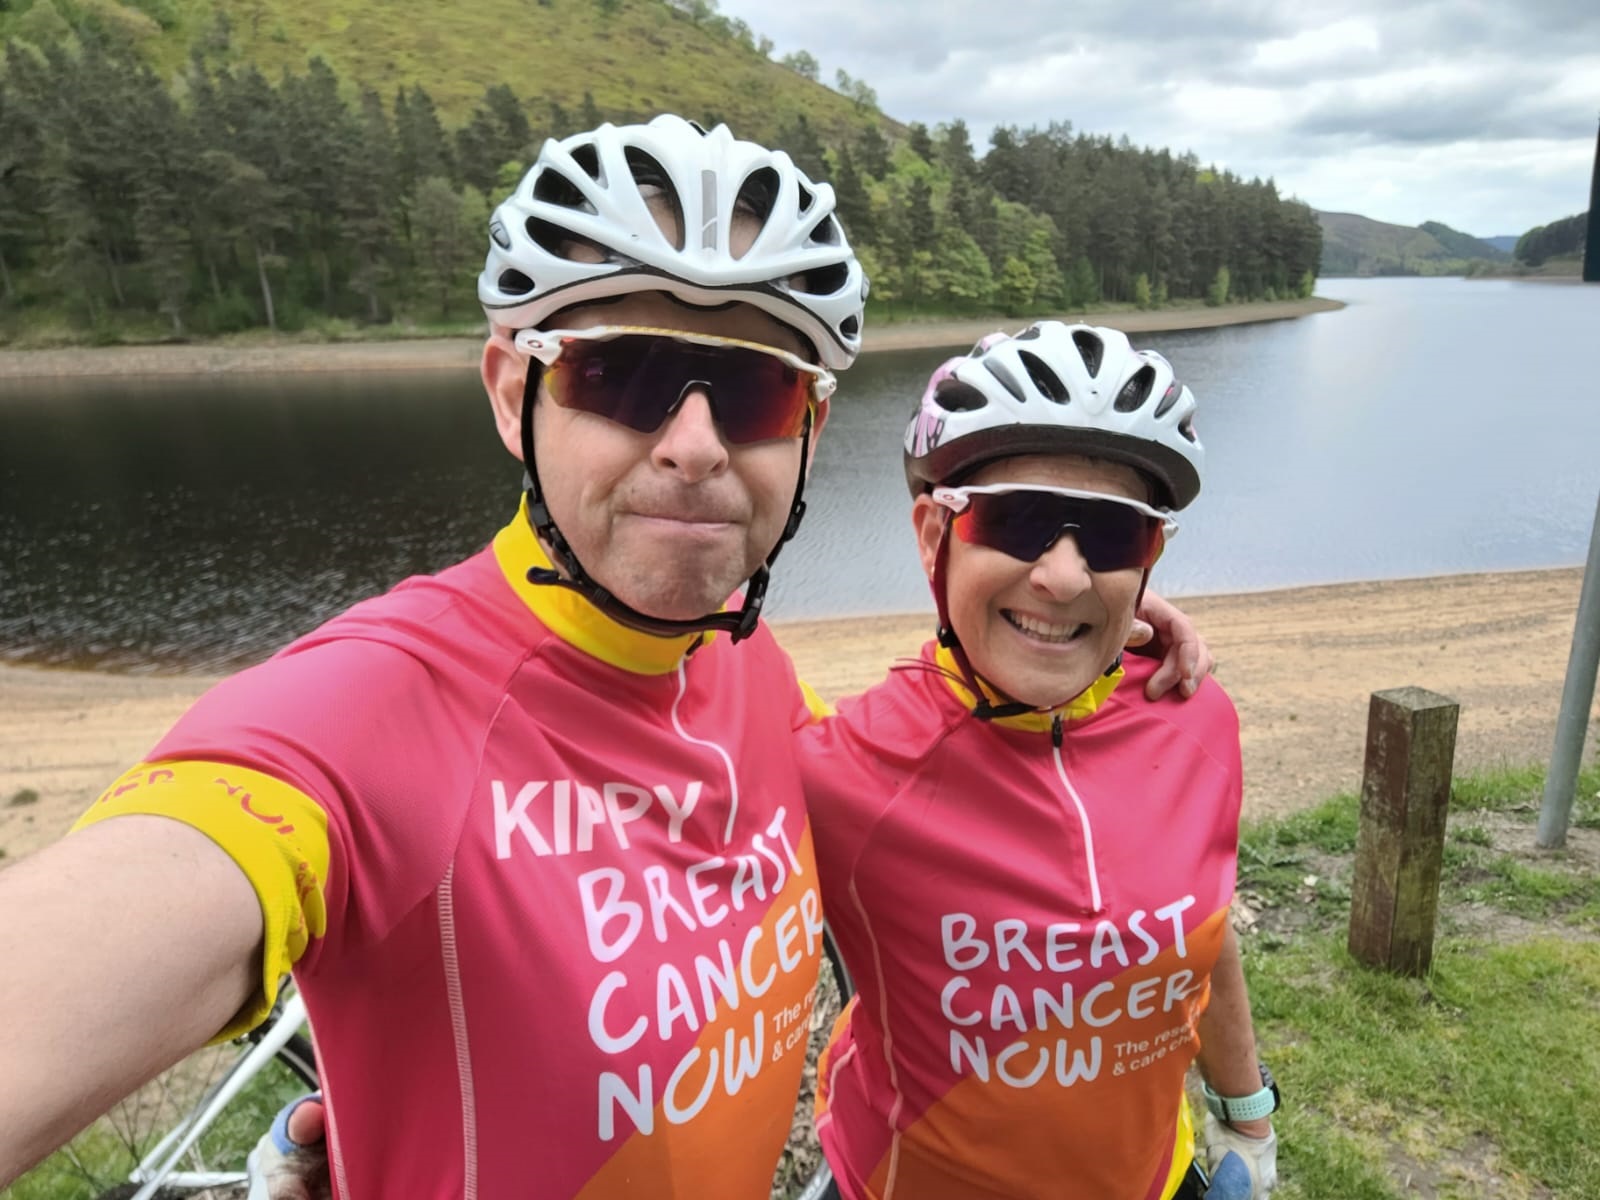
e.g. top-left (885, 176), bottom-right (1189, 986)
top-left (0, 297), bottom-right (1344, 380)
top-left (4, 563), bottom-right (1595, 867)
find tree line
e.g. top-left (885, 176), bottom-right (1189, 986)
top-left (0, 30), bottom-right (1321, 341)
top-left (1515, 212), bottom-right (1588, 267)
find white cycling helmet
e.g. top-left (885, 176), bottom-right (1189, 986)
top-left (480, 114), bottom-right (866, 369)
top-left (904, 322), bottom-right (1203, 509)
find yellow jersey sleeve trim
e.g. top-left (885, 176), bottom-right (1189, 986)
top-left (72, 760), bottom-right (331, 1041)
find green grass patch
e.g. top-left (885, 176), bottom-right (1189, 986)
top-left (1240, 762), bottom-right (1600, 1198)
top-left (6, 788), bottom-right (40, 808)
top-left (5, 1030), bottom-right (311, 1200)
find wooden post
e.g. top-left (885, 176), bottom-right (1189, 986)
top-left (1347, 687), bottom-right (1460, 975)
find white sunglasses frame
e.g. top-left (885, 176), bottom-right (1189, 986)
top-left (931, 483), bottom-right (1180, 543)
top-left (513, 325), bottom-right (838, 403)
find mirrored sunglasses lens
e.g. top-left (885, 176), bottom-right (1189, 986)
top-left (548, 337), bottom-right (812, 443)
top-left (957, 493), bottom-right (1158, 569)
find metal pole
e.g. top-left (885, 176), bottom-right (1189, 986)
top-left (1539, 489), bottom-right (1600, 847)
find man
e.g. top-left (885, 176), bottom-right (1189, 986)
top-left (0, 116), bottom-right (1206, 1197)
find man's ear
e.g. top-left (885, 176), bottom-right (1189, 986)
top-left (482, 331), bottom-right (529, 461)
top-left (910, 493), bottom-right (945, 580)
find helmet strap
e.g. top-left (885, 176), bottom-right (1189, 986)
top-left (930, 513), bottom-right (1034, 721)
top-left (518, 363), bottom-right (810, 644)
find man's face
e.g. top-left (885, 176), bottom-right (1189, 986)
top-left (484, 291), bottom-right (820, 622)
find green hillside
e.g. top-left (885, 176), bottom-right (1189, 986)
top-left (1316, 211), bottom-right (1485, 276)
top-left (0, 0), bottom-right (1322, 346)
top-left (0, 0), bottom-right (891, 147)
top-left (1418, 221), bottom-right (1508, 262)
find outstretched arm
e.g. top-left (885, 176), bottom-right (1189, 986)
top-left (0, 817), bottom-right (261, 1185)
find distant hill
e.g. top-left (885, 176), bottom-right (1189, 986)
top-left (1418, 221), bottom-right (1509, 262)
top-left (1316, 211), bottom-right (1506, 276)
top-left (1484, 236), bottom-right (1521, 254)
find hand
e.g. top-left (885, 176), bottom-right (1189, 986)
top-left (1127, 589), bottom-right (1214, 701)
top-left (1203, 1113), bottom-right (1277, 1198)
top-left (246, 1094), bottom-right (332, 1200)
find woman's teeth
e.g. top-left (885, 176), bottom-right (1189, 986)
top-left (1004, 611), bottom-right (1087, 644)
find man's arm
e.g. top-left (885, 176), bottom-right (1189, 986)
top-left (0, 816), bottom-right (262, 1186)
top-left (1129, 589), bottom-right (1216, 701)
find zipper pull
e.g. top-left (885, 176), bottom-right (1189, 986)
top-left (1051, 713), bottom-right (1064, 748)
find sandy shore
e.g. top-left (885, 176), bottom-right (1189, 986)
top-left (3, 565), bottom-right (1595, 867)
top-left (0, 298), bottom-right (1343, 380)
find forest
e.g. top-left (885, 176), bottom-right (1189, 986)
top-left (0, 0), bottom-right (1324, 343)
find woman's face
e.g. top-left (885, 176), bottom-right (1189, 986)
top-left (913, 454), bottom-right (1152, 709)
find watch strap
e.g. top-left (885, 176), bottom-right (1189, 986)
top-left (1201, 1066), bottom-right (1280, 1123)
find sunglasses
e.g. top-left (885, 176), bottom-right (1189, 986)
top-left (931, 484), bottom-right (1177, 571)
top-left (514, 325), bottom-right (835, 445)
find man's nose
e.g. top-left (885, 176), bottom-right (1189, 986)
top-left (650, 387), bottom-right (730, 481)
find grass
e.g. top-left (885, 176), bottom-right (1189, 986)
top-left (4, 1033), bottom-right (311, 1200)
top-left (1237, 762), bottom-right (1600, 1199)
top-left (6, 789), bottom-right (40, 808)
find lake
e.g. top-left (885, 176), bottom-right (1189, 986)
top-left (3, 277), bottom-right (1598, 672)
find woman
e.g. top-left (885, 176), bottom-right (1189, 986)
top-left (802, 323), bottom-right (1278, 1199)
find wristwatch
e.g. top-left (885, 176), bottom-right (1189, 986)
top-left (1200, 1062), bottom-right (1280, 1124)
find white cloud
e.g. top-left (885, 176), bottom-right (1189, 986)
top-left (718, 0), bottom-right (1599, 235)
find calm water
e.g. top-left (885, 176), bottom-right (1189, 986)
top-left (3, 277), bottom-right (1598, 671)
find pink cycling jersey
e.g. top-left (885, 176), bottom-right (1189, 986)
top-left (80, 510), bottom-right (824, 1198)
top-left (800, 646), bottom-right (1243, 1200)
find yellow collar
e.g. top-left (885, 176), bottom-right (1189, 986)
top-left (492, 499), bottom-right (710, 676)
top-left (933, 643), bottom-right (1122, 732)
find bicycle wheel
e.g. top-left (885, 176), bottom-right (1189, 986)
top-left (772, 926), bottom-right (854, 1200)
top-left (9, 1008), bottom-right (317, 1200)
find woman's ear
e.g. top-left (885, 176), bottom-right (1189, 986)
top-left (481, 331), bottom-right (529, 461)
top-left (910, 493), bottom-right (946, 581)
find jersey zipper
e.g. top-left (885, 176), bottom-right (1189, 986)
top-left (1051, 712), bottom-right (1105, 913)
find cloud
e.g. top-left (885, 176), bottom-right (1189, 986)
top-left (717, 0), bottom-right (1600, 233)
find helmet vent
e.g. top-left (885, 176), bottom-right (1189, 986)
top-left (1179, 415), bottom-right (1199, 443)
top-left (791, 261), bottom-right (849, 296)
top-left (1114, 365), bottom-right (1156, 412)
top-left (497, 268), bottom-right (535, 296)
top-left (984, 359), bottom-right (1028, 403)
top-left (569, 142), bottom-right (603, 182)
top-left (624, 147), bottom-right (684, 250)
top-left (1154, 381), bottom-right (1183, 419)
top-left (809, 215), bottom-right (841, 246)
top-left (1018, 350), bottom-right (1070, 404)
top-left (1072, 329), bottom-right (1104, 376)
top-left (840, 314), bottom-right (860, 338)
top-left (934, 379), bottom-right (989, 412)
top-left (735, 167), bottom-right (780, 223)
top-left (797, 183), bottom-right (816, 213)
top-left (532, 166), bottom-right (595, 215)
top-left (527, 217), bottom-right (613, 263)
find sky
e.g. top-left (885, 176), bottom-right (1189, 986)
top-left (715, 0), bottom-right (1599, 238)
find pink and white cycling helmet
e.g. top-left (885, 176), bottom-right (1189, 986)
top-left (479, 114), bottom-right (866, 368)
top-left (904, 322), bottom-right (1204, 509)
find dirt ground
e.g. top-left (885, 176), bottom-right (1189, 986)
top-left (3, 565), bottom-right (1595, 867)
top-left (0, 298), bottom-right (1343, 380)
